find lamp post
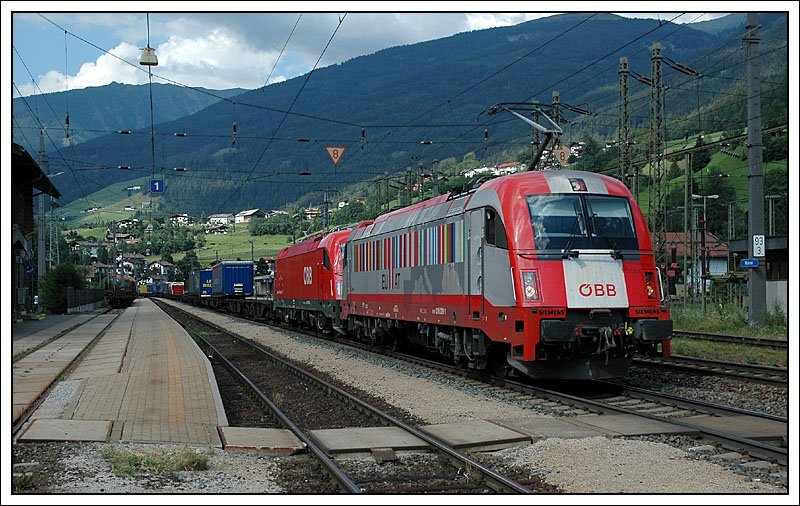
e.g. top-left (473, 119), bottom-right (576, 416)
top-left (692, 193), bottom-right (718, 315)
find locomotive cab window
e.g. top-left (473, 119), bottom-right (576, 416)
top-left (484, 208), bottom-right (508, 249)
top-left (526, 194), bottom-right (637, 252)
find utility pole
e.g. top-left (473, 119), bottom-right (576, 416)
top-left (432, 159), bottom-right (440, 196)
top-left (649, 43), bottom-right (666, 272)
top-left (701, 209), bottom-right (707, 316)
top-left (692, 207), bottom-right (699, 304)
top-left (744, 12), bottom-right (766, 326)
top-left (618, 57), bottom-right (630, 184)
top-left (683, 152), bottom-right (691, 307)
top-left (551, 91), bottom-right (561, 151)
top-left (531, 100), bottom-right (540, 161)
top-left (37, 130), bottom-right (47, 315)
top-left (418, 162), bottom-right (425, 202)
top-left (111, 221), bottom-right (118, 288)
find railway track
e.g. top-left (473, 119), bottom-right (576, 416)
top-left (407, 357), bottom-right (789, 467)
top-left (673, 330), bottom-right (787, 349)
top-left (633, 354), bottom-right (788, 385)
top-left (156, 299), bottom-right (534, 494)
top-left (160, 299), bottom-right (788, 471)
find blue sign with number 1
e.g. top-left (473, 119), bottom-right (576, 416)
top-left (150, 179), bottom-right (165, 193)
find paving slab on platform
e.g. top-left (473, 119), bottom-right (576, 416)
top-left (571, 414), bottom-right (699, 436)
top-left (18, 419), bottom-right (111, 442)
top-left (219, 426), bottom-right (305, 455)
top-left (686, 415), bottom-right (787, 439)
top-left (310, 426), bottom-right (429, 455)
top-left (420, 419), bottom-right (530, 452)
top-left (117, 421), bottom-right (222, 446)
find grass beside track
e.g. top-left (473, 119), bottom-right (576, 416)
top-left (670, 338), bottom-right (788, 368)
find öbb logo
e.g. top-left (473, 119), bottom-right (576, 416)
top-left (578, 283), bottom-right (617, 297)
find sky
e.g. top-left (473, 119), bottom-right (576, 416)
top-left (4, 2), bottom-right (747, 98)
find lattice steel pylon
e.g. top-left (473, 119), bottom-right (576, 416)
top-left (648, 43), bottom-right (666, 270)
top-left (618, 57), bottom-right (631, 186)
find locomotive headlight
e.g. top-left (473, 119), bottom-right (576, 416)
top-left (522, 271), bottom-right (540, 301)
top-left (645, 272), bottom-right (657, 299)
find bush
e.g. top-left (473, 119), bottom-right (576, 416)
top-left (42, 263), bottom-right (85, 314)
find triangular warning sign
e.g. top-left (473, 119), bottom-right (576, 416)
top-left (325, 146), bottom-right (346, 166)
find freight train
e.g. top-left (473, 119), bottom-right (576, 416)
top-left (104, 277), bottom-right (137, 309)
top-left (166, 169), bottom-right (672, 380)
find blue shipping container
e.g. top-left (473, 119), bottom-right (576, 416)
top-left (212, 261), bottom-right (254, 297)
top-left (198, 270), bottom-right (213, 297)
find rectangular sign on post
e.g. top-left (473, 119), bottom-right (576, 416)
top-left (740, 258), bottom-right (759, 268)
top-left (150, 179), bottom-right (165, 193)
top-left (752, 234), bottom-right (765, 257)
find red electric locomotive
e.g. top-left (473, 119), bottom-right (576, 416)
top-left (341, 169), bottom-right (672, 380)
top-left (274, 227), bottom-right (365, 331)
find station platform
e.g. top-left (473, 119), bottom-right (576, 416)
top-left (17, 298), bottom-right (228, 446)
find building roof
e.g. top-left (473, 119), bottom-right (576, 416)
top-left (12, 142), bottom-right (61, 198)
top-left (665, 231), bottom-right (729, 258)
top-left (237, 209), bottom-right (263, 216)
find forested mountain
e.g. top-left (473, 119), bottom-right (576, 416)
top-left (14, 13), bottom-right (788, 217)
top-left (12, 82), bottom-right (246, 146)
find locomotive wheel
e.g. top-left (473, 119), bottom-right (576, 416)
top-left (489, 347), bottom-right (512, 379)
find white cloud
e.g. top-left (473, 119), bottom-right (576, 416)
top-left (16, 42), bottom-right (144, 96)
top-left (464, 13), bottom-right (553, 31)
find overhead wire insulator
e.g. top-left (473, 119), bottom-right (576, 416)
top-left (484, 125), bottom-right (488, 153)
top-left (65, 113), bottom-right (70, 139)
top-left (232, 121), bottom-right (237, 146)
top-left (361, 127), bottom-right (365, 149)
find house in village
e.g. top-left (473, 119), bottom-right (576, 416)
top-left (149, 259), bottom-right (175, 277)
top-left (235, 209), bottom-right (265, 223)
top-left (71, 240), bottom-right (101, 260)
top-left (208, 213), bottom-right (235, 225)
top-left (169, 213), bottom-right (193, 226)
top-left (205, 224), bottom-right (229, 235)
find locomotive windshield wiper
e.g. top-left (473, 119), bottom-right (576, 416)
top-left (561, 207), bottom-right (584, 259)
top-left (590, 213), bottom-right (622, 260)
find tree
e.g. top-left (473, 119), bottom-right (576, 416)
top-left (696, 168), bottom-right (736, 238)
top-left (42, 263), bottom-right (85, 314)
top-left (691, 136), bottom-right (711, 172)
top-left (668, 159), bottom-right (682, 179)
top-left (97, 245), bottom-right (110, 264)
top-left (255, 257), bottom-right (272, 276)
top-left (175, 250), bottom-right (200, 281)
